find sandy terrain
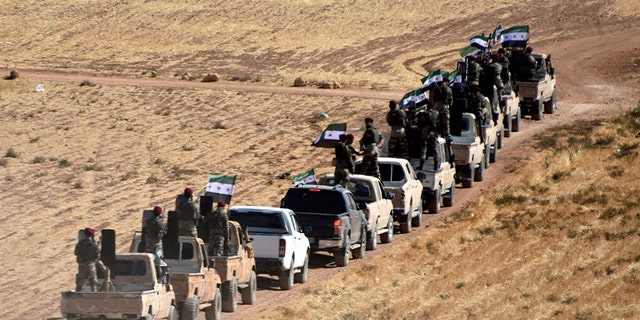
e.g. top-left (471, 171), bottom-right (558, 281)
top-left (0, 0), bottom-right (638, 319)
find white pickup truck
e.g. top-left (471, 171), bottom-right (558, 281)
top-left (228, 206), bottom-right (310, 290)
top-left (409, 136), bottom-right (456, 214)
top-left (450, 112), bottom-right (489, 188)
top-left (356, 157), bottom-right (424, 234)
top-left (319, 173), bottom-right (395, 250)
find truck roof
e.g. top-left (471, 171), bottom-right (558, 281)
top-left (229, 206), bottom-right (294, 214)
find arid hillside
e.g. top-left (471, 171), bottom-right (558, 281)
top-left (0, 1), bottom-right (639, 319)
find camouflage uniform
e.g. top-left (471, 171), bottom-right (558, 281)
top-left (359, 125), bottom-right (382, 179)
top-left (466, 59), bottom-right (482, 85)
top-left (386, 105), bottom-right (409, 159)
top-left (208, 206), bottom-right (229, 256)
top-left (176, 194), bottom-right (199, 237)
top-left (430, 81), bottom-right (452, 138)
top-left (334, 140), bottom-right (353, 187)
top-left (143, 215), bottom-right (166, 269)
top-left (417, 109), bottom-right (439, 171)
top-left (467, 89), bottom-right (491, 142)
top-left (75, 237), bottom-right (99, 292)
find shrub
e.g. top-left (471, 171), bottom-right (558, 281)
top-left (5, 148), bottom-right (19, 158)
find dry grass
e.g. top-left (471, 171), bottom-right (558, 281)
top-left (254, 105), bottom-right (640, 319)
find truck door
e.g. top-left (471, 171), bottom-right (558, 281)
top-left (346, 194), bottom-right (364, 244)
top-left (288, 211), bottom-right (306, 267)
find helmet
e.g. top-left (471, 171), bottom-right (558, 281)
top-left (339, 134), bottom-right (347, 141)
top-left (364, 117), bottom-right (374, 123)
top-left (153, 206), bottom-right (163, 216)
top-left (184, 187), bottom-right (193, 196)
top-left (84, 227), bottom-right (94, 236)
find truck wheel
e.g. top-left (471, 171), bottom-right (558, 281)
top-left (205, 288), bottom-right (222, 320)
top-left (484, 144), bottom-right (491, 168)
top-left (334, 236), bottom-right (350, 267)
top-left (504, 113), bottom-right (512, 138)
top-left (352, 231), bottom-right (366, 259)
top-left (497, 125), bottom-right (504, 149)
top-left (168, 305), bottom-right (179, 320)
top-left (380, 216), bottom-right (393, 243)
top-left (512, 107), bottom-right (522, 132)
top-left (294, 253), bottom-right (309, 283)
top-left (221, 277), bottom-right (238, 312)
top-left (180, 296), bottom-right (199, 320)
top-left (474, 157), bottom-right (485, 182)
top-left (241, 271), bottom-right (257, 305)
top-left (443, 182), bottom-right (455, 207)
top-left (428, 188), bottom-right (441, 214)
top-left (490, 141), bottom-right (498, 163)
top-left (412, 202), bottom-right (423, 227)
top-left (544, 89), bottom-right (557, 114)
top-left (462, 165), bottom-right (474, 188)
top-left (279, 263), bottom-right (294, 290)
top-left (400, 214), bottom-right (412, 233)
top-left (366, 222), bottom-right (378, 250)
top-left (532, 100), bottom-right (543, 120)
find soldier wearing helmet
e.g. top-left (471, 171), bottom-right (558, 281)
top-left (334, 133), bottom-right (353, 187)
top-left (359, 117), bottom-right (383, 179)
top-left (74, 227), bottom-right (100, 292)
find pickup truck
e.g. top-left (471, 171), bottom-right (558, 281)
top-left (516, 53), bottom-right (557, 120)
top-left (228, 206), bottom-right (310, 290)
top-left (485, 95), bottom-right (505, 164)
top-left (60, 253), bottom-right (179, 320)
top-left (408, 136), bottom-right (456, 214)
top-left (130, 232), bottom-right (223, 320)
top-left (318, 174), bottom-right (395, 250)
top-left (450, 112), bottom-right (489, 188)
top-left (356, 157), bottom-right (424, 233)
top-left (280, 184), bottom-right (367, 267)
top-left (502, 89), bottom-right (521, 137)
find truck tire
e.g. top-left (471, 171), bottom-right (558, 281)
top-left (352, 230), bottom-right (366, 259)
top-left (443, 182), bottom-right (455, 207)
top-left (532, 99), bottom-right (543, 120)
top-left (168, 305), bottom-right (179, 320)
top-left (462, 165), bottom-right (474, 188)
top-left (497, 125), bottom-right (504, 149)
top-left (221, 277), bottom-right (238, 312)
top-left (490, 141), bottom-right (498, 163)
top-left (366, 221), bottom-right (378, 250)
top-left (544, 89), bottom-right (557, 114)
top-left (504, 113), bottom-right (512, 138)
top-left (484, 144), bottom-right (491, 168)
top-left (400, 214), bottom-right (412, 233)
top-left (180, 296), bottom-right (199, 320)
top-left (474, 156), bottom-right (485, 182)
top-left (279, 263), bottom-right (294, 290)
top-left (240, 271), bottom-right (257, 305)
top-left (411, 201), bottom-right (423, 227)
top-left (512, 107), bottom-right (522, 132)
top-left (294, 253), bottom-right (309, 283)
top-left (380, 216), bottom-right (393, 243)
top-left (334, 236), bottom-right (350, 267)
top-left (428, 188), bottom-right (441, 214)
top-left (205, 288), bottom-right (222, 320)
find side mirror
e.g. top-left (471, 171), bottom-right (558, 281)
top-left (386, 192), bottom-right (395, 200)
top-left (416, 172), bottom-right (427, 180)
top-left (449, 154), bottom-right (455, 165)
top-left (302, 225), bottom-right (312, 235)
top-left (358, 202), bottom-right (368, 210)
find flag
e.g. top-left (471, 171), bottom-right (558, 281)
top-left (469, 35), bottom-right (488, 49)
top-left (500, 25), bottom-right (529, 43)
top-left (205, 174), bottom-right (236, 204)
top-left (421, 69), bottom-right (444, 89)
top-left (311, 123), bottom-right (346, 148)
top-left (400, 88), bottom-right (428, 107)
top-left (490, 24), bottom-right (503, 42)
top-left (459, 45), bottom-right (480, 58)
top-left (292, 169), bottom-right (316, 186)
top-left (448, 67), bottom-right (461, 84)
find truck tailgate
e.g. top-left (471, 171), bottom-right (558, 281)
top-left (60, 290), bottom-right (151, 316)
top-left (250, 233), bottom-right (285, 259)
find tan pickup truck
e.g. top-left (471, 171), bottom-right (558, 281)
top-left (60, 253), bottom-right (179, 320)
top-left (130, 233), bottom-right (222, 320)
top-left (517, 53), bottom-right (557, 120)
top-left (319, 173), bottom-right (395, 250)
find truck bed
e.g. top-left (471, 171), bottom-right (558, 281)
top-left (60, 290), bottom-right (152, 316)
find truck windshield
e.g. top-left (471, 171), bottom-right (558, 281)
top-left (282, 189), bottom-right (345, 215)
top-left (114, 260), bottom-right (147, 277)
